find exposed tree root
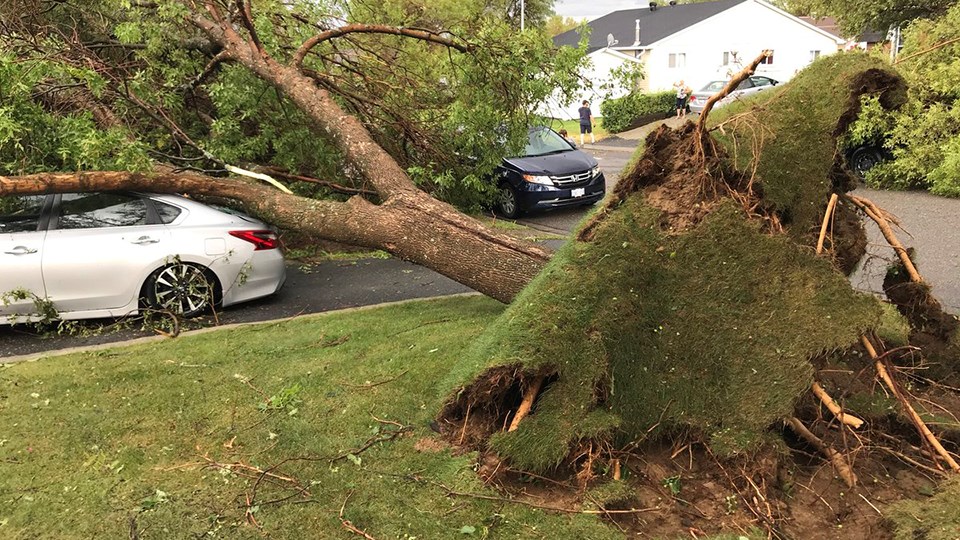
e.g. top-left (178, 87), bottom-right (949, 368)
top-left (811, 381), bottom-right (864, 429)
top-left (438, 365), bottom-right (556, 449)
top-left (694, 50), bottom-right (772, 140)
top-left (846, 194), bottom-right (922, 283)
top-left (785, 416), bottom-right (859, 488)
top-left (862, 335), bottom-right (960, 472)
top-left (816, 193), bottom-right (839, 255)
top-left (507, 375), bottom-right (545, 432)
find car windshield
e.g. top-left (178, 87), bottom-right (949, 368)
top-left (701, 81), bottom-right (727, 92)
top-left (523, 128), bottom-right (572, 157)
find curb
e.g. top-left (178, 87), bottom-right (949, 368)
top-left (0, 292), bottom-right (483, 366)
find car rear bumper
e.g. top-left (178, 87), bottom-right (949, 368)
top-left (221, 250), bottom-right (286, 307)
top-left (517, 173), bottom-right (606, 212)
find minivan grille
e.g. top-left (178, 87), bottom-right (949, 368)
top-left (551, 170), bottom-right (594, 186)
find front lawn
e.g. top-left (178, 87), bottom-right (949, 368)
top-left (547, 119), bottom-right (610, 143)
top-left (0, 296), bottom-right (618, 539)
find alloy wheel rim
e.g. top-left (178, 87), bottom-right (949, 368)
top-left (153, 264), bottom-right (211, 315)
top-left (499, 187), bottom-right (516, 215)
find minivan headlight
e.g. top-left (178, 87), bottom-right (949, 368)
top-left (522, 174), bottom-right (553, 185)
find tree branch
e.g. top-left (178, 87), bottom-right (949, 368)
top-left (292, 24), bottom-right (469, 69)
top-left (235, 0), bottom-right (266, 57)
top-left (696, 50), bottom-right (771, 135)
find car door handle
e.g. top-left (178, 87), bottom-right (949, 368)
top-left (3, 246), bottom-right (38, 255)
top-left (130, 236), bottom-right (160, 245)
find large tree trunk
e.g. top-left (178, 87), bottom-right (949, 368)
top-left (0, 172), bottom-right (549, 303)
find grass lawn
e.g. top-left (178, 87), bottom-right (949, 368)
top-left (0, 296), bottom-right (620, 539)
top-left (546, 119), bottom-right (610, 143)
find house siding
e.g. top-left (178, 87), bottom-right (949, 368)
top-left (544, 0), bottom-right (842, 120)
top-left (540, 48), bottom-right (643, 121)
top-left (641, 0), bottom-right (842, 92)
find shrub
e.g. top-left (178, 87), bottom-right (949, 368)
top-left (600, 90), bottom-right (674, 133)
top-left (841, 4), bottom-right (960, 196)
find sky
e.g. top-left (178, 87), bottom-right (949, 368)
top-left (553, 0), bottom-right (643, 21)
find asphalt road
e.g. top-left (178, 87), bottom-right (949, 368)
top-left (851, 186), bottom-right (960, 313)
top-left (3, 142), bottom-right (958, 359)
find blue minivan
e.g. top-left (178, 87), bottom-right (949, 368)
top-left (495, 127), bottom-right (606, 218)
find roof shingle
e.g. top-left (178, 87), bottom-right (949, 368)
top-left (554, 0), bottom-right (748, 53)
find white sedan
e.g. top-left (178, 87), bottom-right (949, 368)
top-left (0, 192), bottom-right (286, 324)
top-left (687, 76), bottom-right (779, 113)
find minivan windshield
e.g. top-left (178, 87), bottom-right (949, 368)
top-left (523, 128), bottom-right (573, 157)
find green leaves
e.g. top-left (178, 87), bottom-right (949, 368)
top-left (0, 55), bottom-right (151, 175)
top-left (258, 382), bottom-right (304, 413)
top-left (851, 3), bottom-right (960, 196)
top-left (140, 489), bottom-right (169, 510)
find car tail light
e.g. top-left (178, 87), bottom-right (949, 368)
top-left (229, 230), bottom-right (279, 250)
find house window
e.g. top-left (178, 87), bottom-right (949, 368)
top-left (810, 50), bottom-right (821, 61)
top-left (668, 53), bottom-right (686, 68)
top-left (722, 51), bottom-right (738, 66)
top-left (760, 50), bottom-right (774, 64)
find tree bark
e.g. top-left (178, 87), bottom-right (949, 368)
top-left (0, 172), bottom-right (550, 303)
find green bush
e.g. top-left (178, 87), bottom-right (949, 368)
top-left (842, 4), bottom-right (960, 196)
top-left (600, 90), bottom-right (674, 133)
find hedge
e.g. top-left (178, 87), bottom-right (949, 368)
top-left (600, 90), bottom-right (675, 133)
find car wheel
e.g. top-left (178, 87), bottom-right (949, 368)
top-left (143, 262), bottom-right (220, 318)
top-left (850, 146), bottom-right (884, 180)
top-left (496, 184), bottom-right (522, 219)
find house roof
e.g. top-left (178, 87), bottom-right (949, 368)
top-left (799, 16), bottom-right (841, 38)
top-left (553, 0), bottom-right (749, 53)
top-left (800, 15), bottom-right (885, 43)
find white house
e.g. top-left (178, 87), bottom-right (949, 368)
top-left (546, 0), bottom-right (845, 120)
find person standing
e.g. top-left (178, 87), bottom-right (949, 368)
top-left (578, 100), bottom-right (595, 145)
top-left (673, 80), bottom-right (690, 118)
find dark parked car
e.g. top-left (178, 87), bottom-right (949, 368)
top-left (495, 127), bottom-right (606, 218)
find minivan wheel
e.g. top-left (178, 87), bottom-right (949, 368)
top-left (497, 184), bottom-right (522, 219)
top-left (143, 262), bottom-right (220, 318)
top-left (850, 146), bottom-right (884, 180)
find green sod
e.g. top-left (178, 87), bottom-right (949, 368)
top-left (442, 55), bottom-right (901, 472)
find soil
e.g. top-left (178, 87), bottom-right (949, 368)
top-left (465, 434), bottom-right (938, 540)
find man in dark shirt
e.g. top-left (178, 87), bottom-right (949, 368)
top-left (578, 100), bottom-right (595, 145)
